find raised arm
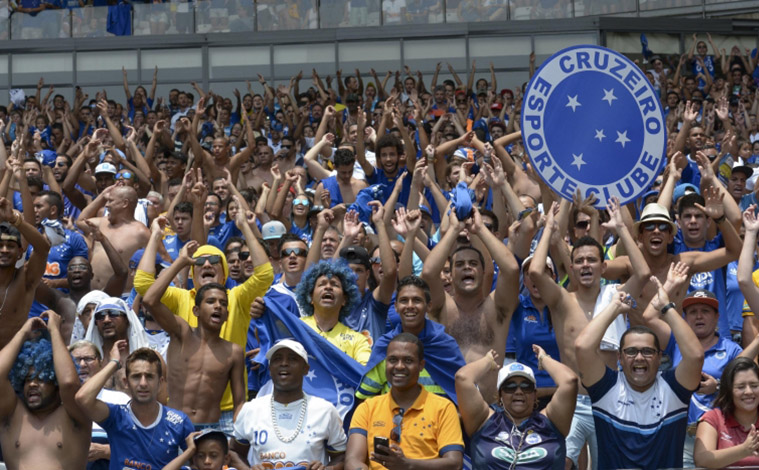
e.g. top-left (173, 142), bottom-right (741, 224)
top-left (739, 207), bottom-right (759, 319)
top-left (575, 292), bottom-right (633, 388)
top-left (46, 310), bottom-right (90, 426)
top-left (421, 209), bottom-right (463, 319)
top-left (0, 198), bottom-right (51, 288)
top-left (75, 339), bottom-right (128, 424)
top-left (454, 350), bottom-right (498, 436)
top-left (370, 201), bottom-right (397, 305)
top-left (0, 317), bottom-right (44, 420)
top-left (538, 344), bottom-right (578, 436)
top-left (83, 219), bottom-right (128, 297)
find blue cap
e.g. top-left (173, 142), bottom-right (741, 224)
top-left (34, 149), bottom-right (57, 167)
top-left (129, 248), bottom-right (170, 270)
top-left (672, 183), bottom-right (700, 206)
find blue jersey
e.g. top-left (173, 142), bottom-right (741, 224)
top-left (673, 231), bottom-right (730, 335)
top-left (587, 367), bottom-right (692, 470)
top-left (343, 290), bottom-right (389, 346)
top-left (471, 411), bottom-right (565, 470)
top-left (100, 402), bottom-right (193, 470)
top-left (319, 175), bottom-right (343, 208)
top-left (208, 221), bottom-right (242, 251)
top-left (26, 228), bottom-right (88, 279)
top-left (507, 295), bottom-right (561, 388)
top-left (163, 234), bottom-right (189, 262)
top-left (666, 333), bottom-right (742, 424)
top-left (367, 167), bottom-right (412, 206)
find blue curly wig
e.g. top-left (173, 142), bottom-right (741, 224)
top-left (296, 259), bottom-right (360, 320)
top-left (9, 339), bottom-right (57, 394)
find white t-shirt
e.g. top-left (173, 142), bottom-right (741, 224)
top-left (233, 394), bottom-right (347, 468)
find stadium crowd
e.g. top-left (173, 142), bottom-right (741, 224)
top-left (2, 33), bottom-right (759, 470)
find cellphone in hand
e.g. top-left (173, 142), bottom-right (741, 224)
top-left (374, 436), bottom-right (390, 456)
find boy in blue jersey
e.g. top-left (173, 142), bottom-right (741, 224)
top-left (575, 262), bottom-right (703, 470)
top-left (75, 344), bottom-right (194, 470)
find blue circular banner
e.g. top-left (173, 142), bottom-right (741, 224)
top-left (521, 45), bottom-right (667, 208)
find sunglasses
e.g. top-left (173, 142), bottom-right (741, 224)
top-left (281, 145), bottom-right (292, 150)
top-left (293, 198), bottom-right (309, 206)
top-left (281, 247), bottom-right (307, 258)
top-left (192, 255), bottom-right (222, 266)
top-left (94, 309), bottom-right (127, 321)
top-left (641, 222), bottom-right (672, 233)
top-left (575, 220), bottom-right (590, 230)
top-left (501, 381), bottom-right (535, 393)
top-left (390, 409), bottom-right (404, 443)
top-left (116, 171), bottom-right (133, 180)
top-left (622, 347), bottom-right (658, 358)
top-left (370, 257), bottom-right (381, 264)
top-left (239, 251), bottom-right (250, 261)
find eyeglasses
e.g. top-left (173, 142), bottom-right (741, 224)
top-left (622, 347), bottom-right (658, 358)
top-left (293, 198), bottom-right (309, 206)
top-left (575, 220), bottom-right (590, 230)
top-left (642, 222), bottom-right (672, 233)
top-left (68, 263), bottom-right (89, 272)
top-left (281, 247), bottom-right (307, 258)
top-left (74, 355), bottom-right (98, 364)
top-left (55, 161), bottom-right (68, 167)
top-left (94, 310), bottom-right (127, 321)
top-left (116, 171), bottom-right (133, 180)
top-left (501, 381), bottom-right (536, 394)
top-left (193, 255), bottom-right (222, 266)
top-left (390, 408), bottom-right (404, 443)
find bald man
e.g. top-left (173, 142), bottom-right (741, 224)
top-left (76, 185), bottom-right (150, 292)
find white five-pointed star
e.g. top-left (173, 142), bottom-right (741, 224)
top-left (571, 153), bottom-right (586, 170)
top-left (616, 130), bottom-right (630, 148)
top-left (566, 95), bottom-right (581, 112)
top-left (594, 129), bottom-right (606, 142)
top-left (305, 370), bottom-right (317, 381)
top-left (602, 88), bottom-right (617, 106)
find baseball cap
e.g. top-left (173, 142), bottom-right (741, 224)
top-left (497, 362), bottom-right (536, 390)
top-left (683, 289), bottom-right (719, 311)
top-left (261, 221), bottom-right (286, 241)
top-left (521, 254), bottom-right (556, 278)
top-left (500, 89), bottom-right (514, 97)
top-left (340, 245), bottom-right (371, 269)
top-left (193, 428), bottom-right (228, 442)
top-left (732, 159), bottom-right (753, 179)
top-left (95, 162), bottom-right (117, 175)
top-left (672, 183), bottom-right (700, 206)
top-left (265, 339), bottom-right (309, 365)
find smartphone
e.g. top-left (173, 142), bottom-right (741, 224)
top-left (374, 436), bottom-right (390, 456)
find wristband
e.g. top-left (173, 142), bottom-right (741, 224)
top-left (713, 214), bottom-right (726, 224)
top-left (110, 358), bottom-right (122, 370)
top-left (660, 302), bottom-right (676, 316)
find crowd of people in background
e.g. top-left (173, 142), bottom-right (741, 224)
top-left (2, 32), bottom-right (759, 470)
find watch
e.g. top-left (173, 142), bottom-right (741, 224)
top-left (713, 214), bottom-right (726, 224)
top-left (660, 302), bottom-right (676, 316)
top-left (110, 359), bottom-right (122, 370)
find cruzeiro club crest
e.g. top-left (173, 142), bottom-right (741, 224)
top-left (521, 45), bottom-right (666, 208)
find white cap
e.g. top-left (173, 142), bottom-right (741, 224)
top-left (497, 362), bottom-right (536, 390)
top-left (265, 339), bottom-right (308, 365)
top-left (95, 162), bottom-right (117, 175)
top-left (521, 254), bottom-right (555, 278)
top-left (261, 221), bottom-right (287, 240)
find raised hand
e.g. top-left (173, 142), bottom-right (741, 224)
top-left (601, 196), bottom-right (624, 233)
top-left (179, 240), bottom-right (199, 265)
top-left (693, 185), bottom-right (724, 221)
top-left (743, 205), bottom-right (759, 233)
top-left (342, 209), bottom-right (361, 241)
top-left (368, 200), bottom-right (384, 226)
top-left (661, 261), bottom-right (690, 300)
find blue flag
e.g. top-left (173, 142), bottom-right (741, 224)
top-left (359, 319), bottom-right (466, 404)
top-left (253, 293), bottom-right (364, 419)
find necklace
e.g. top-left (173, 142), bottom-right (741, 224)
top-left (270, 396), bottom-right (307, 443)
top-left (0, 278), bottom-right (11, 314)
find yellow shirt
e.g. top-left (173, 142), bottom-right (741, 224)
top-left (133, 262), bottom-right (274, 411)
top-left (348, 387), bottom-right (464, 469)
top-left (743, 268), bottom-right (759, 317)
top-left (300, 315), bottom-right (371, 365)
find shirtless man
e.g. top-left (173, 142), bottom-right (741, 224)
top-left (421, 207), bottom-right (519, 403)
top-left (76, 185), bottom-right (150, 291)
top-left (308, 133), bottom-right (368, 207)
top-left (245, 145), bottom-right (277, 195)
top-left (529, 199), bottom-right (652, 470)
top-left (0, 197), bottom-right (51, 349)
top-left (143, 241), bottom-right (245, 426)
top-left (0, 311), bottom-right (91, 470)
top-left (186, 98), bottom-right (254, 185)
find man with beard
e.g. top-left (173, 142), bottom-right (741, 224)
top-left (421, 207), bottom-right (519, 404)
top-left (76, 345), bottom-right (194, 470)
top-left (69, 339), bottom-right (130, 470)
top-left (144, 238), bottom-right (245, 427)
top-left (0, 197), bottom-right (51, 349)
top-left (0, 311), bottom-right (91, 470)
top-left (76, 185), bottom-right (150, 292)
